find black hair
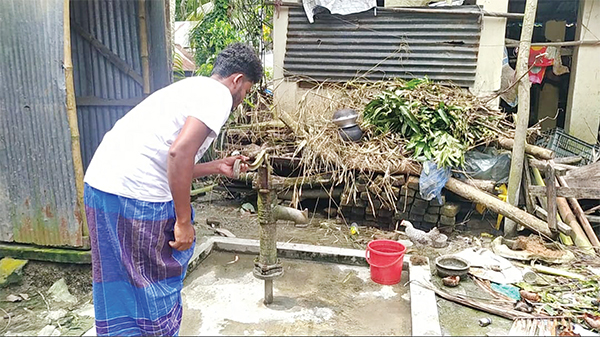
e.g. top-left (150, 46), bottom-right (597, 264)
top-left (211, 43), bottom-right (263, 84)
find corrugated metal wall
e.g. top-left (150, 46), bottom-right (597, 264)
top-left (284, 6), bottom-right (482, 87)
top-left (70, 0), bottom-right (145, 170)
top-left (0, 0), bottom-right (83, 246)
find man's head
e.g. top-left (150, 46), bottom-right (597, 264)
top-left (211, 43), bottom-right (263, 108)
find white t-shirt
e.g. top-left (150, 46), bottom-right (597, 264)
top-left (84, 76), bottom-right (233, 202)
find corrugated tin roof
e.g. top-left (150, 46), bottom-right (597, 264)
top-left (0, 0), bottom-right (83, 247)
top-left (284, 6), bottom-right (482, 87)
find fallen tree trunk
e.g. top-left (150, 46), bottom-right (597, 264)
top-left (445, 177), bottom-right (553, 238)
top-left (497, 137), bottom-right (554, 160)
top-left (463, 179), bottom-right (496, 194)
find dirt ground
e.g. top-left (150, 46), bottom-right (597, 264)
top-left (1, 188), bottom-right (504, 336)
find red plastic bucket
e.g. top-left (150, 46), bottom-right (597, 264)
top-left (366, 240), bottom-right (406, 285)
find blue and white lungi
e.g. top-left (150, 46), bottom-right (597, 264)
top-left (84, 183), bottom-right (195, 336)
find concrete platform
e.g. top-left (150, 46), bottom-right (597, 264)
top-left (181, 237), bottom-right (441, 336)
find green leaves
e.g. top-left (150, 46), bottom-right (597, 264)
top-left (363, 78), bottom-right (491, 168)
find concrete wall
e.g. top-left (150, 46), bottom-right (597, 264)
top-left (471, 0), bottom-right (509, 100)
top-left (565, 0), bottom-right (600, 144)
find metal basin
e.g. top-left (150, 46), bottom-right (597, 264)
top-left (435, 255), bottom-right (470, 278)
top-left (332, 108), bottom-right (358, 128)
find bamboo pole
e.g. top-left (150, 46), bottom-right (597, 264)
top-left (139, 0), bottom-right (151, 95)
top-left (63, 0), bottom-right (88, 239)
top-left (557, 175), bottom-right (600, 247)
top-left (504, 0), bottom-right (538, 237)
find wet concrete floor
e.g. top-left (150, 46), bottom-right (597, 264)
top-left (181, 251), bottom-right (411, 336)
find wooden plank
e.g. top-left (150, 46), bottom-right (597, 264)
top-left (529, 186), bottom-right (600, 199)
top-left (545, 164), bottom-right (557, 232)
top-left (528, 157), bottom-right (570, 176)
top-left (0, 243), bottom-right (90, 264)
top-left (76, 96), bottom-right (145, 107)
top-left (523, 157), bottom-right (536, 214)
top-left (534, 206), bottom-right (572, 236)
top-left (409, 260), bottom-right (442, 336)
top-left (72, 23), bottom-right (144, 85)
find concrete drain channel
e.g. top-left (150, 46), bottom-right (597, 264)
top-left (182, 236), bottom-right (441, 336)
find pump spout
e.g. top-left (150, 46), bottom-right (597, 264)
top-left (272, 205), bottom-right (309, 224)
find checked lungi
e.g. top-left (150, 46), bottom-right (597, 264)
top-left (84, 183), bottom-right (195, 336)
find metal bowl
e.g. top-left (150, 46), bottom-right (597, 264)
top-left (339, 125), bottom-right (363, 142)
top-left (435, 255), bottom-right (470, 278)
top-left (332, 108), bottom-right (358, 128)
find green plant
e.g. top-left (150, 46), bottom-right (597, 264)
top-left (363, 78), bottom-right (498, 168)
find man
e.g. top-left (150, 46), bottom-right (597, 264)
top-left (83, 43), bottom-right (262, 336)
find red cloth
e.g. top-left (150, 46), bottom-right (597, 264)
top-left (528, 46), bottom-right (553, 84)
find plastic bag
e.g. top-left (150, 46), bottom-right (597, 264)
top-left (458, 150), bottom-right (511, 184)
top-left (419, 161), bottom-right (451, 203)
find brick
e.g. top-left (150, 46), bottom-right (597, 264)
top-left (391, 186), bottom-right (400, 198)
top-left (366, 206), bottom-right (376, 216)
top-left (427, 206), bottom-right (441, 214)
top-left (393, 212), bottom-right (409, 221)
top-left (413, 198), bottom-right (429, 210)
top-left (391, 175), bottom-right (406, 187)
top-left (424, 213), bottom-right (439, 223)
top-left (377, 209), bottom-right (393, 218)
top-left (410, 206), bottom-right (427, 216)
top-left (324, 207), bottom-right (337, 217)
top-left (351, 199), bottom-right (366, 208)
top-left (420, 222), bottom-right (436, 231)
top-left (398, 196), bottom-right (414, 207)
top-left (438, 226), bottom-right (454, 235)
top-left (439, 215), bottom-right (456, 226)
top-left (441, 202), bottom-right (461, 217)
top-left (400, 185), bottom-right (416, 197)
top-left (371, 199), bottom-right (382, 209)
top-left (407, 176), bottom-right (420, 190)
top-left (377, 217), bottom-right (393, 231)
top-left (368, 184), bottom-right (383, 195)
top-left (339, 206), bottom-right (352, 216)
top-left (364, 220), bottom-right (378, 228)
top-left (360, 192), bottom-right (371, 201)
top-left (409, 213), bottom-right (424, 222)
top-left (429, 195), bottom-right (446, 207)
top-left (355, 183), bottom-right (367, 193)
top-left (351, 207), bottom-right (365, 216)
top-left (365, 213), bottom-right (376, 221)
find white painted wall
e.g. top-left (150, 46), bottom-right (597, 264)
top-left (471, 0), bottom-right (509, 101)
top-left (566, 0), bottom-right (600, 144)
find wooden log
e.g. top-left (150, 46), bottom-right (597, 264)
top-left (557, 175), bottom-right (600, 247)
top-left (553, 156), bottom-right (583, 165)
top-left (498, 137), bottom-right (554, 160)
top-left (463, 179), bottom-right (496, 194)
top-left (529, 186), bottom-right (600, 199)
top-left (528, 157), bottom-right (570, 176)
top-left (587, 215), bottom-right (600, 223)
top-left (544, 164), bottom-right (557, 233)
top-left (445, 177), bottom-right (553, 238)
